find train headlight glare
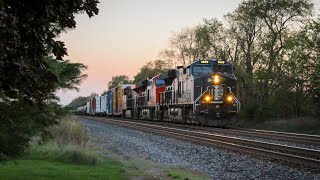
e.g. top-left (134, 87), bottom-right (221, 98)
top-left (227, 95), bottom-right (233, 102)
top-left (213, 75), bottom-right (220, 84)
top-left (207, 78), bottom-right (212, 83)
top-left (204, 95), bottom-right (211, 102)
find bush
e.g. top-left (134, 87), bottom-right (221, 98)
top-left (49, 115), bottom-right (88, 146)
top-left (26, 115), bottom-right (101, 166)
top-left (27, 143), bottom-right (101, 166)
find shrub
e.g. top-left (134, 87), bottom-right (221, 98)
top-left (49, 115), bottom-right (89, 146)
top-left (26, 143), bottom-right (101, 166)
top-left (26, 115), bottom-right (101, 165)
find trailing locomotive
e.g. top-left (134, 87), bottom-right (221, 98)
top-left (77, 59), bottom-right (240, 126)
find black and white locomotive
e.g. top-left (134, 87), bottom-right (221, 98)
top-left (159, 59), bottom-right (240, 126)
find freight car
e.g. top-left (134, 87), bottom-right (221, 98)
top-left (77, 59), bottom-right (240, 126)
top-left (74, 104), bottom-right (87, 115)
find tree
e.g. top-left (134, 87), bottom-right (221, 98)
top-left (158, 49), bottom-right (177, 68)
top-left (251, 0), bottom-right (313, 101)
top-left (199, 19), bottom-right (226, 60)
top-left (133, 60), bottom-right (170, 83)
top-left (225, 1), bottom-right (263, 105)
top-left (0, 0), bottom-right (99, 160)
top-left (286, 18), bottom-right (320, 116)
top-left (148, 0), bottom-right (318, 120)
top-left (169, 27), bottom-right (200, 66)
top-left (108, 75), bottom-right (131, 89)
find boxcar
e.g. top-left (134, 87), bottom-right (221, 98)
top-left (112, 84), bottom-right (134, 116)
top-left (106, 89), bottom-right (113, 116)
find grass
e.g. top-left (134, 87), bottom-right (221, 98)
top-left (0, 115), bottom-right (125, 180)
top-left (0, 115), bottom-right (211, 179)
top-left (167, 169), bottom-right (209, 180)
top-left (49, 115), bottom-right (89, 146)
top-left (243, 117), bottom-right (320, 135)
top-left (26, 142), bottom-right (102, 166)
top-left (0, 159), bottom-right (125, 180)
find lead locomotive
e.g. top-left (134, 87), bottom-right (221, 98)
top-left (158, 59), bottom-right (240, 126)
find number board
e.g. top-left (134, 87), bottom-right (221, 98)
top-left (200, 60), bottom-right (209, 64)
top-left (218, 60), bottom-right (225, 64)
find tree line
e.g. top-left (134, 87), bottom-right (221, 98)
top-left (106, 0), bottom-right (319, 120)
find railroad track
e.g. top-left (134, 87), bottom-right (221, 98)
top-left (81, 116), bottom-right (320, 168)
top-left (95, 117), bottom-right (320, 147)
top-left (155, 122), bottom-right (320, 146)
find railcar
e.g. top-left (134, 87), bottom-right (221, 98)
top-left (123, 75), bottom-right (166, 120)
top-left (112, 84), bottom-right (135, 116)
top-left (89, 97), bottom-right (96, 115)
top-left (74, 104), bottom-right (87, 115)
top-left (100, 95), bottom-right (107, 116)
top-left (86, 102), bottom-right (90, 114)
top-left (95, 96), bottom-right (102, 115)
top-left (106, 89), bottom-right (113, 115)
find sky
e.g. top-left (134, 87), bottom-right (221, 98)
top-left (56, 0), bottom-right (320, 106)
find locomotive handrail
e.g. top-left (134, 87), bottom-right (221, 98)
top-left (227, 87), bottom-right (241, 113)
top-left (193, 86), bottom-right (210, 114)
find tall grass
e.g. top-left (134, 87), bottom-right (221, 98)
top-left (50, 115), bottom-right (89, 147)
top-left (26, 115), bottom-right (101, 165)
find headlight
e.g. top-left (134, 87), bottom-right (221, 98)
top-left (226, 95), bottom-right (233, 102)
top-left (204, 95), bottom-right (211, 103)
top-left (213, 75), bottom-right (220, 84)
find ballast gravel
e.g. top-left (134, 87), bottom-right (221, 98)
top-left (78, 117), bottom-right (319, 179)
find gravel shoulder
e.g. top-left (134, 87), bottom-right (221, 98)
top-left (78, 116), bottom-right (320, 179)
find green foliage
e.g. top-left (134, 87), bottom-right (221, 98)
top-left (45, 56), bottom-right (88, 91)
top-left (108, 75), bottom-right (131, 89)
top-left (26, 116), bottom-right (99, 165)
top-left (167, 169), bottom-right (207, 180)
top-left (0, 159), bottom-right (125, 180)
top-left (26, 143), bottom-right (101, 166)
top-left (49, 116), bottom-right (89, 146)
top-left (161, 0), bottom-right (318, 121)
top-left (0, 0), bottom-right (99, 161)
top-left (0, 101), bottom-right (67, 161)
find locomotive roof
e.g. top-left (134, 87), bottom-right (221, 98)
top-left (187, 59), bottom-right (231, 68)
top-left (134, 79), bottom-right (150, 90)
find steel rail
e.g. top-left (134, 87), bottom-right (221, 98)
top-left (100, 117), bottom-right (320, 146)
top-left (231, 128), bottom-right (320, 145)
top-left (84, 116), bottom-right (320, 168)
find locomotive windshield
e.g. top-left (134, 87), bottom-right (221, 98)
top-left (192, 65), bottom-right (212, 75)
top-left (155, 79), bottom-right (165, 86)
top-left (214, 64), bottom-right (233, 74)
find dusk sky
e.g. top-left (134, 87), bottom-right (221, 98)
top-left (57, 0), bottom-right (320, 106)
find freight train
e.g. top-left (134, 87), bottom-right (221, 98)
top-left (75, 59), bottom-right (240, 126)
